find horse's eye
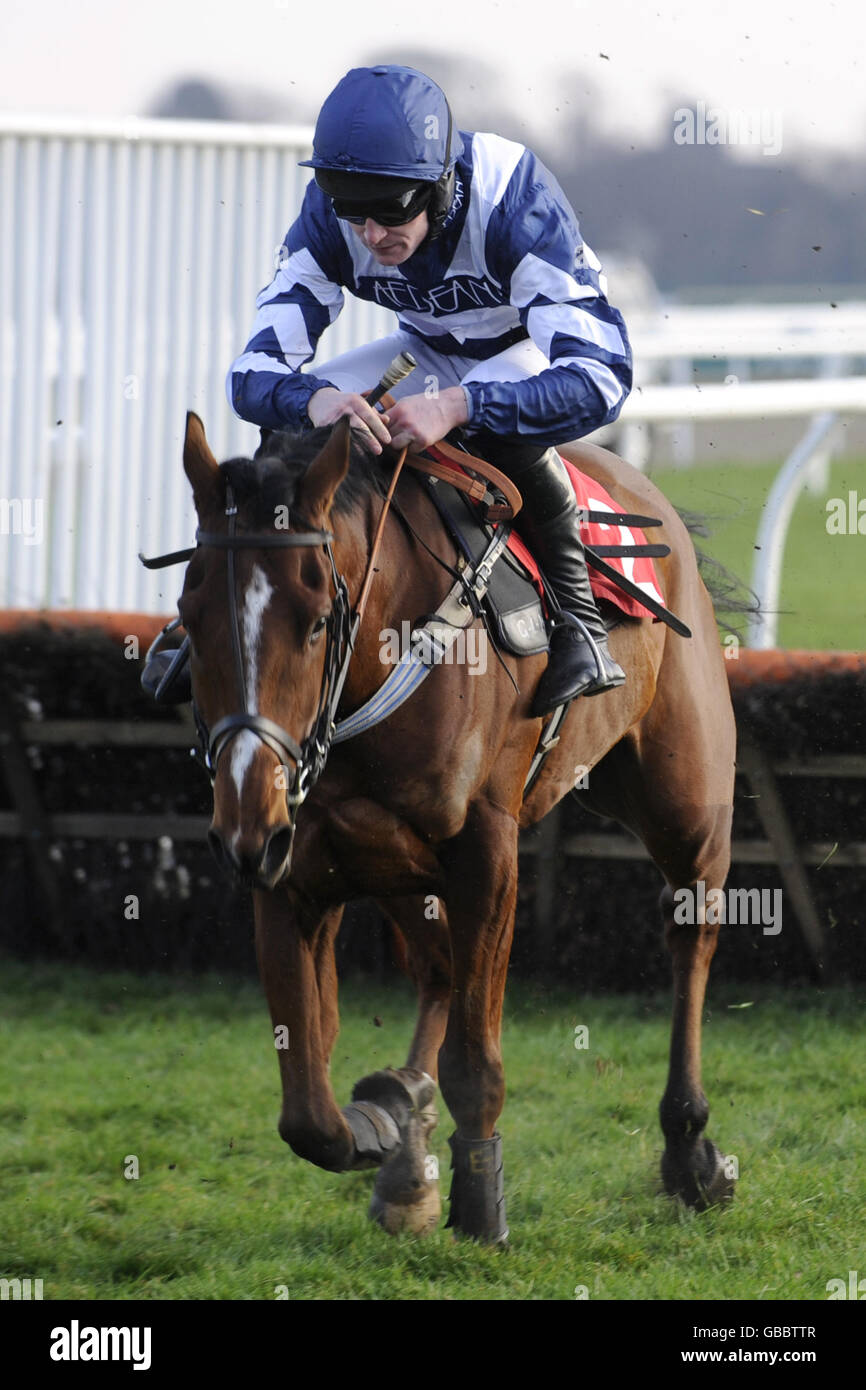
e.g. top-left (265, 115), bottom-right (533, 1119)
top-left (310, 615), bottom-right (328, 644)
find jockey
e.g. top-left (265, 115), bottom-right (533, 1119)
top-left (226, 64), bottom-right (631, 713)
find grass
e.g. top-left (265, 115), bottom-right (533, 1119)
top-left (646, 456), bottom-right (866, 650)
top-left (1, 960), bottom-right (864, 1301)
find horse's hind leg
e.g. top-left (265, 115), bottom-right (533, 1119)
top-left (645, 800), bottom-right (736, 1208)
top-left (583, 730), bottom-right (736, 1210)
top-left (658, 833), bottom-right (736, 1209)
top-left (351, 895), bottom-right (451, 1235)
top-left (380, 894), bottom-right (451, 1080)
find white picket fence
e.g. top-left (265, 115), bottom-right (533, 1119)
top-left (0, 115), bottom-right (394, 611)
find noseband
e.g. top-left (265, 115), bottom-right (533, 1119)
top-left (193, 483), bottom-right (355, 823)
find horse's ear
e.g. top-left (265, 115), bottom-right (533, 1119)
top-left (298, 417), bottom-right (352, 520)
top-left (183, 411), bottom-right (220, 512)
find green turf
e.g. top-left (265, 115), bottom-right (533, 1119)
top-left (1, 961), bottom-right (863, 1301)
top-left (646, 457), bottom-right (866, 650)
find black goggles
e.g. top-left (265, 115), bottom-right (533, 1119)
top-left (331, 183), bottom-right (434, 227)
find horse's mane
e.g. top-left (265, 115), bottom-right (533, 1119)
top-left (219, 426), bottom-right (386, 527)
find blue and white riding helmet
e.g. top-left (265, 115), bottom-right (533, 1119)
top-left (299, 65), bottom-right (463, 241)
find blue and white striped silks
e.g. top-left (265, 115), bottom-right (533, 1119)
top-left (227, 130), bottom-right (632, 446)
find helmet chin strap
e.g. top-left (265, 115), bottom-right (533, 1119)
top-left (421, 102), bottom-right (455, 246)
top-left (423, 169), bottom-right (456, 245)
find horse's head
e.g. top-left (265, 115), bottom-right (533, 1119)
top-left (179, 411), bottom-right (354, 889)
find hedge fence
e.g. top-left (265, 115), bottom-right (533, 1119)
top-left (0, 616), bottom-right (863, 990)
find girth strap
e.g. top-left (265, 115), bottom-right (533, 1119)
top-left (332, 523), bottom-right (509, 744)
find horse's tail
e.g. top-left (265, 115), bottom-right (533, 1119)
top-left (675, 506), bottom-right (761, 637)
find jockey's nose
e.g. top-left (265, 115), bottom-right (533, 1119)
top-left (363, 219), bottom-right (391, 245)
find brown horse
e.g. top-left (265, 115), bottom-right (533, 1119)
top-left (176, 410), bottom-right (737, 1242)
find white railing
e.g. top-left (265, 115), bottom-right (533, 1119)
top-left (629, 302), bottom-right (866, 369)
top-left (618, 378), bottom-right (866, 646)
top-left (0, 115), bottom-right (395, 611)
top-left (619, 375), bottom-right (866, 421)
top-left (619, 302), bottom-right (866, 468)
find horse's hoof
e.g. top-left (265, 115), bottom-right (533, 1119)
top-left (353, 1068), bottom-right (442, 1236)
top-left (661, 1137), bottom-right (736, 1210)
top-left (369, 1173), bottom-right (442, 1236)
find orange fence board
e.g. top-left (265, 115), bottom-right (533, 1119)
top-left (0, 610), bottom-right (171, 647)
top-left (1, 611), bottom-right (865, 687)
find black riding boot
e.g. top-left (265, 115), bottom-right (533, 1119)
top-left (140, 637), bottom-right (192, 704)
top-left (506, 447), bottom-right (626, 714)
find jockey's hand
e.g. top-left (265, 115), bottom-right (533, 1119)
top-left (307, 387), bottom-right (392, 456)
top-left (385, 387), bottom-right (470, 451)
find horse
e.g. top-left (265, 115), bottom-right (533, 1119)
top-left (175, 409), bottom-right (737, 1242)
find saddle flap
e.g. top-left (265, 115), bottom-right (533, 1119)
top-left (421, 476), bottom-right (549, 657)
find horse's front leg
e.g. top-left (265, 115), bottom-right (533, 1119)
top-left (353, 895), bottom-right (452, 1235)
top-left (435, 799), bottom-right (519, 1244)
top-left (254, 787), bottom-right (448, 1187)
top-left (254, 890), bottom-right (419, 1174)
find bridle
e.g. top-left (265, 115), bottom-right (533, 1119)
top-left (141, 435), bottom-right (412, 843)
top-left (192, 482), bottom-right (356, 824)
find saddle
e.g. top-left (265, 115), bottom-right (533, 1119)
top-left (418, 470), bottom-right (558, 656)
top-left (404, 439), bottom-right (678, 660)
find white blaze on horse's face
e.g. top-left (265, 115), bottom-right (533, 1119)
top-left (229, 563), bottom-right (274, 801)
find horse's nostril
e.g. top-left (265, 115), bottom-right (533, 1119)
top-left (207, 828), bottom-right (230, 872)
top-left (263, 825), bottom-right (295, 881)
top-left (207, 825), bottom-right (292, 887)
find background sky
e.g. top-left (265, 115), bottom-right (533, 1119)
top-left (3, 0), bottom-right (865, 157)
top-left (3, 1), bottom-right (864, 296)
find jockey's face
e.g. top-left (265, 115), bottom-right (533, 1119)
top-left (349, 210), bottom-right (429, 265)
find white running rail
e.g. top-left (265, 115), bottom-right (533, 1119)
top-left (619, 378), bottom-right (866, 646)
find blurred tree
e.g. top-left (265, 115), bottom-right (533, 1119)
top-left (356, 55), bottom-right (866, 290)
top-left (147, 75), bottom-right (307, 125)
top-left (144, 63), bottom-right (866, 293)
